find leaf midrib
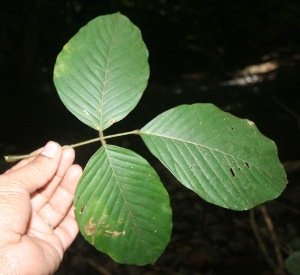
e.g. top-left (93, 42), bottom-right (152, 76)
top-left (103, 146), bottom-right (153, 250)
top-left (99, 15), bottom-right (119, 131)
top-left (141, 131), bottom-right (269, 176)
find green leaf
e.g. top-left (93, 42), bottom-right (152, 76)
top-left (54, 13), bottom-right (149, 131)
top-left (284, 251), bottom-right (300, 275)
top-left (140, 104), bottom-right (287, 210)
top-left (74, 145), bottom-right (172, 265)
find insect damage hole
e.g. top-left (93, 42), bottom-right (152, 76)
top-left (244, 161), bottom-right (250, 168)
top-left (230, 168), bottom-right (235, 177)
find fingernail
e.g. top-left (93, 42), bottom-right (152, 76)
top-left (41, 141), bottom-right (60, 158)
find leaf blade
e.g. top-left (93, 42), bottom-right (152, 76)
top-left (54, 13), bottom-right (149, 131)
top-left (74, 145), bottom-right (172, 265)
top-left (140, 103), bottom-right (287, 210)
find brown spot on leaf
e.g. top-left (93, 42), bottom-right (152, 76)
top-left (104, 230), bottom-right (126, 238)
top-left (247, 120), bottom-right (255, 126)
top-left (109, 118), bottom-right (115, 125)
top-left (85, 217), bottom-right (96, 236)
top-left (79, 205), bottom-right (86, 214)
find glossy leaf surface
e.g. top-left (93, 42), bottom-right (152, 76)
top-left (54, 13), bottom-right (149, 131)
top-left (74, 145), bottom-right (172, 265)
top-left (141, 104), bottom-right (287, 210)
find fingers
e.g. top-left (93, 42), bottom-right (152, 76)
top-left (31, 147), bottom-right (76, 210)
top-left (37, 164), bottom-right (82, 229)
top-left (40, 163), bottom-right (82, 252)
top-left (3, 141), bottom-right (62, 193)
top-left (54, 205), bottom-right (79, 251)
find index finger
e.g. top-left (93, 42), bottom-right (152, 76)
top-left (4, 147), bottom-right (44, 173)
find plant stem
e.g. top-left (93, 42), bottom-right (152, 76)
top-left (260, 205), bottom-right (285, 275)
top-left (4, 153), bottom-right (39, 163)
top-left (104, 129), bottom-right (140, 140)
top-left (249, 208), bottom-right (277, 270)
top-left (63, 130), bottom-right (140, 149)
top-left (4, 129), bottom-right (140, 162)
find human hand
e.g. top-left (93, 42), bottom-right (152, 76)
top-left (0, 141), bottom-right (82, 275)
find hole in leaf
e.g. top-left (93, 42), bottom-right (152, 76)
top-left (230, 168), bottom-right (235, 177)
top-left (231, 127), bottom-right (234, 130)
top-left (245, 161), bottom-right (250, 168)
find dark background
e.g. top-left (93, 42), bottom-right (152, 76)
top-left (1, 1), bottom-right (300, 274)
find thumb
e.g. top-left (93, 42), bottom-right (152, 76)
top-left (5, 141), bottom-right (62, 193)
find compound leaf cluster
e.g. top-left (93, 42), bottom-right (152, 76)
top-left (53, 12), bottom-right (287, 265)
